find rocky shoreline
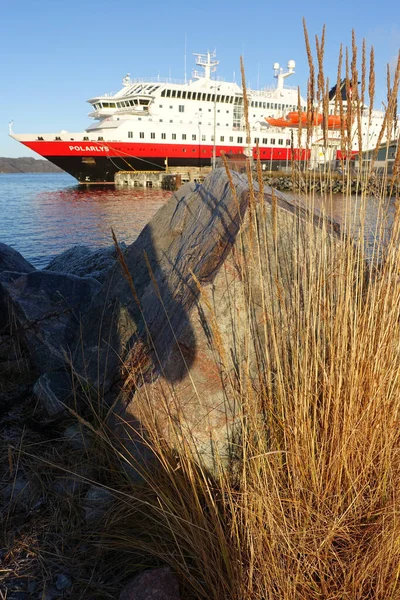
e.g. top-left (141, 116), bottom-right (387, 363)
top-left (0, 169), bottom-right (343, 599)
top-left (262, 172), bottom-right (398, 195)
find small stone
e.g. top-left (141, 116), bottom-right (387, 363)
top-left (27, 581), bottom-right (37, 593)
top-left (1, 476), bottom-right (34, 509)
top-left (53, 476), bottom-right (83, 496)
top-left (8, 593), bottom-right (29, 600)
top-left (43, 586), bottom-right (61, 600)
top-left (119, 566), bottom-right (180, 600)
top-left (83, 485), bottom-right (114, 522)
top-left (63, 423), bottom-right (90, 450)
top-left (55, 573), bottom-right (72, 591)
top-left (32, 371), bottom-right (73, 418)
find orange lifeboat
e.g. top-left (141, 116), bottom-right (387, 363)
top-left (265, 111), bottom-right (342, 129)
top-left (264, 117), bottom-right (292, 127)
top-left (327, 115), bottom-right (341, 129)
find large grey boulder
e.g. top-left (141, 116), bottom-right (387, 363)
top-left (0, 243), bottom-right (35, 275)
top-left (0, 271), bottom-right (101, 372)
top-left (44, 243), bottom-right (127, 283)
top-left (75, 169), bottom-right (342, 473)
top-left (74, 172), bottom-right (249, 395)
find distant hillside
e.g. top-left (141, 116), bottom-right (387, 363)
top-left (0, 157), bottom-right (63, 173)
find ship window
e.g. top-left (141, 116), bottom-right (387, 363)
top-left (128, 131), bottom-right (133, 138)
top-left (237, 136), bottom-right (243, 143)
top-left (140, 132), bottom-right (144, 138)
top-left (98, 136), bottom-right (103, 140)
top-left (161, 133), bottom-right (166, 139)
top-left (192, 134), bottom-right (196, 140)
top-left (169, 105), bottom-right (173, 109)
top-left (172, 133), bottom-right (176, 140)
top-left (151, 133), bottom-right (155, 139)
top-left (159, 105), bottom-right (163, 108)
top-left (199, 108), bottom-right (202, 111)
top-left (110, 103), bottom-right (116, 108)
top-left (159, 119), bottom-right (162, 122)
top-left (182, 134), bottom-right (186, 140)
top-left (207, 94), bottom-right (211, 101)
top-left (221, 95), bottom-right (225, 102)
top-left (202, 134), bottom-right (206, 141)
top-left (270, 138), bottom-right (275, 144)
top-left (251, 102), bottom-right (254, 107)
top-left (262, 138), bottom-right (268, 144)
top-left (187, 92), bottom-right (192, 99)
top-left (177, 91), bottom-right (182, 98)
top-left (278, 139), bottom-right (283, 145)
top-left (254, 137), bottom-right (259, 144)
top-left (286, 139), bottom-right (291, 146)
top-left (161, 90), bottom-right (166, 97)
top-left (229, 136), bottom-right (233, 142)
top-left (230, 97), bottom-right (234, 103)
top-left (172, 90), bottom-right (176, 98)
top-left (166, 90), bottom-right (171, 97)
top-left (179, 105), bottom-right (184, 112)
top-left (220, 136), bottom-right (224, 142)
top-left (202, 93), bottom-right (207, 101)
top-left (182, 148), bottom-right (186, 152)
top-left (266, 103), bottom-right (270, 108)
top-left (211, 94), bottom-right (215, 102)
top-left (208, 109), bottom-right (212, 112)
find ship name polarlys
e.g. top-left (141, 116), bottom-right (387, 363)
top-left (69, 145), bottom-right (109, 152)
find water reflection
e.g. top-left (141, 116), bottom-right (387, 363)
top-left (0, 174), bottom-right (171, 268)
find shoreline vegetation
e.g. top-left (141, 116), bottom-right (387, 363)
top-left (0, 157), bottom-right (63, 174)
top-left (2, 23), bottom-right (400, 600)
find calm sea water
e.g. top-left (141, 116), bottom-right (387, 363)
top-left (0, 173), bottom-right (171, 268)
top-left (0, 173), bottom-right (395, 270)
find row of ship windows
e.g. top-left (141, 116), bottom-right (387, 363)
top-left (93, 99), bottom-right (150, 109)
top-left (127, 131), bottom-right (291, 145)
top-left (161, 89), bottom-right (237, 103)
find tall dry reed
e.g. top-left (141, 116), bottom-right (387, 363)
top-left (102, 28), bottom-right (400, 600)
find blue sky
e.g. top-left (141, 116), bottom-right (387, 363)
top-left (1, 0), bottom-right (399, 158)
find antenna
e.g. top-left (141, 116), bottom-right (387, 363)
top-left (184, 35), bottom-right (187, 84)
top-left (8, 120), bottom-right (14, 135)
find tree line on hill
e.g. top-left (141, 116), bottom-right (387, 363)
top-left (0, 157), bottom-right (62, 173)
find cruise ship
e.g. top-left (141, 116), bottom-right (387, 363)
top-left (10, 52), bottom-right (394, 183)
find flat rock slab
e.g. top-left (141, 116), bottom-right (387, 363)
top-left (0, 243), bottom-right (36, 275)
top-left (44, 243), bottom-right (127, 283)
top-left (1, 271), bottom-right (101, 372)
